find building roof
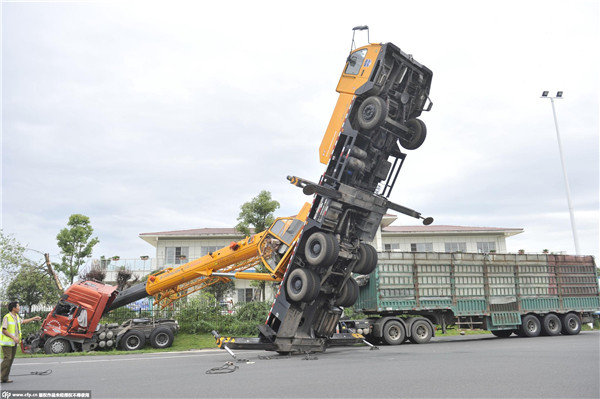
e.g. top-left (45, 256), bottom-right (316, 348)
top-left (139, 224), bottom-right (523, 247)
top-left (383, 225), bottom-right (523, 237)
top-left (139, 227), bottom-right (249, 247)
top-left (140, 228), bottom-right (243, 236)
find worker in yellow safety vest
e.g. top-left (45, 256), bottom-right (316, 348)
top-left (1, 301), bottom-right (41, 383)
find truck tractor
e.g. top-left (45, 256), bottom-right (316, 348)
top-left (22, 280), bottom-right (179, 354)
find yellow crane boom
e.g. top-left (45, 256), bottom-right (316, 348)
top-left (145, 203), bottom-right (311, 308)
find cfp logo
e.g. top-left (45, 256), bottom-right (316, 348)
top-left (1, 391), bottom-right (12, 399)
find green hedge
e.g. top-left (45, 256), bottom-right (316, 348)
top-left (20, 301), bottom-right (272, 337)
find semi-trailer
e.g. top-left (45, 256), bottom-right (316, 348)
top-left (342, 252), bottom-right (599, 344)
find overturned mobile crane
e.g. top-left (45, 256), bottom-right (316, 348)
top-left (22, 204), bottom-right (312, 354)
top-left (214, 27), bottom-right (435, 353)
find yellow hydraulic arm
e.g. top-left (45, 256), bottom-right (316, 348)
top-left (145, 203), bottom-right (311, 308)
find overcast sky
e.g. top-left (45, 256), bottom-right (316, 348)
top-left (1, 0), bottom-right (598, 266)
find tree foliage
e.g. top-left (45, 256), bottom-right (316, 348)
top-left (81, 267), bottom-right (107, 283)
top-left (0, 230), bottom-right (28, 293)
top-left (56, 214), bottom-right (99, 285)
top-left (1, 230), bottom-right (61, 307)
top-left (235, 191), bottom-right (280, 300)
top-left (204, 278), bottom-right (235, 302)
top-left (6, 263), bottom-right (61, 309)
top-left (235, 191), bottom-right (280, 236)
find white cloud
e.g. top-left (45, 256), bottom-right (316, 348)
top-left (2, 0), bottom-right (598, 264)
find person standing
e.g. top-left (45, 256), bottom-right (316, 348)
top-left (1, 301), bottom-right (41, 383)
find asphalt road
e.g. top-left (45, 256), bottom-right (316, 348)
top-left (2, 331), bottom-right (599, 399)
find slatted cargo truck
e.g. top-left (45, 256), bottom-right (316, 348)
top-left (342, 253), bottom-right (600, 345)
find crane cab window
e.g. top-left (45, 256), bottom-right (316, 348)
top-left (280, 220), bottom-right (303, 244)
top-left (345, 49), bottom-right (367, 75)
top-left (269, 219), bottom-right (303, 245)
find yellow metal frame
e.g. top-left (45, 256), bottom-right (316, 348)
top-left (147, 203), bottom-right (311, 308)
top-left (319, 44), bottom-right (381, 164)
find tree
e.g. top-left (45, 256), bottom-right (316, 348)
top-left (1, 230), bottom-right (61, 308)
top-left (235, 191), bottom-right (280, 301)
top-left (0, 230), bottom-right (28, 294)
top-left (205, 278), bottom-right (235, 302)
top-left (56, 214), bottom-right (99, 285)
top-left (6, 263), bottom-right (61, 310)
top-left (235, 190), bottom-right (280, 236)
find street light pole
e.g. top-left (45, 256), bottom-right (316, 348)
top-left (541, 91), bottom-right (580, 255)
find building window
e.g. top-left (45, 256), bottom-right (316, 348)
top-left (200, 246), bottom-right (220, 256)
top-left (445, 242), bottom-right (467, 253)
top-left (384, 243), bottom-right (400, 251)
top-left (237, 288), bottom-right (254, 303)
top-left (477, 242), bottom-right (496, 253)
top-left (165, 246), bottom-right (189, 265)
top-left (410, 243), bottom-right (433, 252)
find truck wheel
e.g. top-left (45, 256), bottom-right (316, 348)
top-left (561, 313), bottom-right (581, 335)
top-left (518, 314), bottom-right (541, 337)
top-left (491, 330), bottom-right (514, 338)
top-left (382, 320), bottom-right (405, 345)
top-left (542, 314), bottom-right (562, 336)
top-left (409, 319), bottom-right (433, 344)
top-left (305, 231), bottom-right (338, 267)
top-left (336, 277), bottom-right (359, 307)
top-left (120, 330), bottom-right (146, 351)
top-left (357, 96), bottom-right (387, 131)
top-left (44, 337), bottom-right (72, 354)
top-left (354, 244), bottom-right (378, 275)
top-left (400, 118), bottom-right (427, 150)
top-left (286, 268), bottom-right (319, 303)
top-left (150, 327), bottom-right (175, 349)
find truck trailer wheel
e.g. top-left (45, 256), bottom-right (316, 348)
top-left (382, 320), bottom-right (406, 345)
top-left (542, 314), bottom-right (562, 336)
top-left (120, 330), bottom-right (146, 351)
top-left (409, 319), bottom-right (433, 344)
top-left (44, 337), bottom-right (72, 354)
top-left (304, 231), bottom-right (339, 268)
top-left (150, 327), bottom-right (175, 349)
top-left (357, 96), bottom-right (387, 131)
top-left (518, 315), bottom-right (541, 337)
top-left (560, 313), bottom-right (581, 335)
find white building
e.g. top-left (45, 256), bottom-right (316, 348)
top-left (130, 216), bottom-right (523, 305)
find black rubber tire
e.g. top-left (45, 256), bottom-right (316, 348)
top-left (286, 268), bottom-right (318, 303)
top-left (150, 327), bottom-right (175, 349)
top-left (382, 320), bottom-right (405, 345)
top-left (367, 244), bottom-right (378, 271)
top-left (354, 244), bottom-right (378, 275)
top-left (305, 269), bottom-right (321, 302)
top-left (44, 337), bottom-right (72, 354)
top-left (409, 319), bottom-right (433, 344)
top-left (561, 313), bottom-right (582, 335)
top-left (120, 330), bottom-right (146, 351)
top-left (542, 314), bottom-right (562, 336)
top-left (519, 314), bottom-right (541, 337)
top-left (304, 231), bottom-right (338, 267)
top-left (400, 118), bottom-right (427, 150)
top-left (491, 330), bottom-right (514, 338)
top-left (357, 96), bottom-right (387, 130)
top-left (336, 277), bottom-right (359, 307)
